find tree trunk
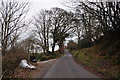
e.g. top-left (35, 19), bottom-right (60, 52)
top-left (1, 40), bottom-right (7, 56)
top-left (59, 45), bottom-right (64, 54)
top-left (43, 48), bottom-right (46, 54)
top-left (58, 40), bottom-right (64, 54)
top-left (2, 47), bottom-right (5, 56)
top-left (52, 43), bottom-right (55, 53)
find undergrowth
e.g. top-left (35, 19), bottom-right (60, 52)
top-left (2, 49), bottom-right (29, 78)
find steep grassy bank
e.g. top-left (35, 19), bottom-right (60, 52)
top-left (71, 48), bottom-right (119, 78)
top-left (71, 44), bottom-right (119, 78)
top-left (71, 33), bottom-right (120, 78)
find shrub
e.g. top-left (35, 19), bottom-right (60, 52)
top-left (35, 51), bottom-right (61, 61)
top-left (2, 48), bottom-right (28, 78)
top-left (35, 53), bottom-right (44, 61)
top-left (78, 39), bottom-right (93, 49)
top-left (112, 58), bottom-right (119, 65)
top-left (67, 40), bottom-right (77, 50)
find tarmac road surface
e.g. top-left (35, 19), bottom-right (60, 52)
top-left (44, 49), bottom-right (100, 78)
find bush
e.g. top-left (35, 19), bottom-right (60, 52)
top-left (2, 49), bottom-right (28, 78)
top-left (112, 58), bottom-right (119, 65)
top-left (78, 39), bottom-right (93, 49)
top-left (35, 51), bottom-right (61, 61)
top-left (67, 40), bottom-right (77, 50)
top-left (39, 54), bottom-right (58, 61)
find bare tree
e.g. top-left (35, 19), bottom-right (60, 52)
top-left (0, 0), bottom-right (29, 55)
top-left (34, 7), bottom-right (75, 54)
top-left (78, 1), bottom-right (120, 37)
top-left (65, 0), bottom-right (120, 49)
top-left (50, 7), bottom-right (74, 53)
top-left (33, 10), bottom-right (51, 54)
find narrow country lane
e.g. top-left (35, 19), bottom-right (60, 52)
top-left (43, 49), bottom-right (100, 78)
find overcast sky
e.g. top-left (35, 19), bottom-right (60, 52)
top-left (25, 0), bottom-right (69, 19)
top-left (22, 0), bottom-right (69, 36)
